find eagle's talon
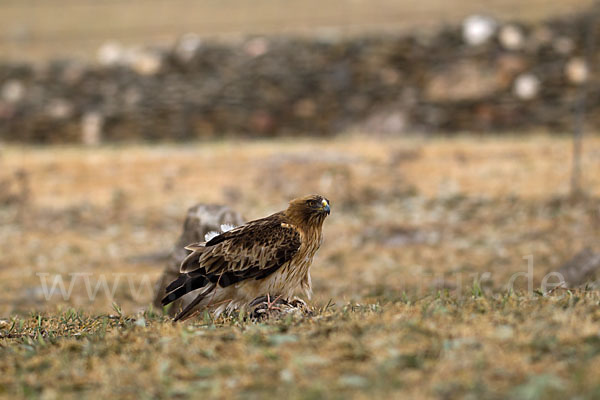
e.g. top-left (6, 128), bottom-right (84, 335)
top-left (249, 295), bottom-right (286, 307)
top-left (249, 294), bottom-right (289, 319)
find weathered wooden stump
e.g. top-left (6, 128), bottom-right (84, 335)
top-left (152, 204), bottom-right (244, 315)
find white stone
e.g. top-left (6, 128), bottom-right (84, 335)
top-left (565, 58), bottom-right (588, 84)
top-left (462, 15), bottom-right (497, 46)
top-left (97, 41), bottom-right (124, 66)
top-left (499, 25), bottom-right (524, 50)
top-left (513, 73), bottom-right (540, 100)
top-left (175, 33), bottom-right (202, 62)
top-left (129, 50), bottom-right (163, 76)
top-left (1, 80), bottom-right (25, 103)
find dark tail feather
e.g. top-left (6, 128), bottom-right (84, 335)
top-left (161, 274), bottom-right (209, 306)
top-left (173, 284), bottom-right (216, 322)
top-left (165, 275), bottom-right (187, 293)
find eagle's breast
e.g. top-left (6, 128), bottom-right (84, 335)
top-left (282, 225), bottom-right (323, 297)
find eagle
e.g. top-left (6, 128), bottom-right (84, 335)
top-left (161, 194), bottom-right (331, 321)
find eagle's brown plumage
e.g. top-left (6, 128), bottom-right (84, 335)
top-left (161, 194), bottom-right (330, 321)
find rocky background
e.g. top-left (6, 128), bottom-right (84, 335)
top-left (0, 9), bottom-right (599, 143)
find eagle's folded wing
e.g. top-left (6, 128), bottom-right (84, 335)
top-left (161, 215), bottom-right (301, 306)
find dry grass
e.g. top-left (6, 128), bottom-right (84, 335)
top-left (3, 295), bottom-right (600, 399)
top-left (1, 134), bottom-right (600, 398)
top-left (0, 0), bottom-right (595, 62)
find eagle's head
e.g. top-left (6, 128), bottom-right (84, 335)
top-left (286, 194), bottom-right (330, 228)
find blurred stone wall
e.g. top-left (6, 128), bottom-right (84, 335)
top-left (0, 10), bottom-right (598, 143)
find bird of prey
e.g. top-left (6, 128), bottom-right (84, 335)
top-left (161, 194), bottom-right (331, 321)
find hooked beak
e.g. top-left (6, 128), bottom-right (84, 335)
top-left (320, 199), bottom-right (330, 215)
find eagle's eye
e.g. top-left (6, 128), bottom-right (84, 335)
top-left (307, 199), bottom-right (319, 208)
